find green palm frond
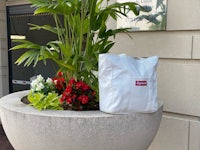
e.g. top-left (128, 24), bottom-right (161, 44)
top-left (12, 0), bottom-right (143, 88)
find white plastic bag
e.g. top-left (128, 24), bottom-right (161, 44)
top-left (99, 53), bottom-right (158, 114)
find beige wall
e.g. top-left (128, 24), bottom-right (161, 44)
top-left (1, 0), bottom-right (200, 149)
top-left (109, 0), bottom-right (200, 149)
top-left (6, 0), bottom-right (30, 6)
top-left (0, 0), bottom-right (9, 97)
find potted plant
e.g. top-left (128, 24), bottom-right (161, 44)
top-left (11, 0), bottom-right (147, 111)
top-left (0, 0), bottom-right (163, 150)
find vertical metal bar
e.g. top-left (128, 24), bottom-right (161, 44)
top-left (6, 6), bottom-right (13, 93)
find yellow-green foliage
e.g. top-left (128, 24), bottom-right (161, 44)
top-left (28, 92), bottom-right (63, 111)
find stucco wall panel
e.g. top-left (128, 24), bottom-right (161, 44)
top-left (167, 0), bottom-right (200, 30)
top-left (0, 76), bottom-right (9, 97)
top-left (0, 49), bottom-right (8, 68)
top-left (158, 59), bottom-right (200, 117)
top-left (192, 35), bottom-right (200, 59)
top-left (111, 32), bottom-right (192, 59)
top-left (189, 121), bottom-right (200, 150)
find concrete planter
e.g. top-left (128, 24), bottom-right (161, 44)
top-left (0, 91), bottom-right (163, 150)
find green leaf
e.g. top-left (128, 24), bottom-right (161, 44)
top-left (29, 23), bottom-right (64, 35)
top-left (28, 92), bottom-right (63, 110)
top-left (11, 44), bottom-right (32, 50)
top-left (15, 50), bottom-right (40, 67)
top-left (34, 7), bottom-right (62, 15)
top-left (156, 0), bottom-right (165, 9)
top-left (11, 40), bottom-right (40, 50)
top-left (53, 59), bottom-right (75, 71)
top-left (102, 42), bottom-right (115, 53)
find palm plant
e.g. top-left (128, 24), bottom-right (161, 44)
top-left (11, 0), bottom-right (143, 94)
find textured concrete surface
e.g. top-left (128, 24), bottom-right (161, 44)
top-left (148, 115), bottom-right (189, 150)
top-left (0, 91), bottom-right (163, 150)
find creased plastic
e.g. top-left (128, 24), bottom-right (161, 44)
top-left (99, 53), bottom-right (158, 114)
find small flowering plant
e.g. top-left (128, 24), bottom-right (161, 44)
top-left (28, 73), bottom-right (99, 111)
top-left (60, 78), bottom-right (98, 110)
top-left (28, 74), bottom-right (62, 110)
top-left (52, 72), bottom-right (66, 94)
top-left (30, 75), bottom-right (55, 94)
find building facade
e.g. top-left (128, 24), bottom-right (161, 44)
top-left (1, 0), bottom-right (200, 149)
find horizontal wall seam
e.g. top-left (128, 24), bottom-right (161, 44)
top-left (163, 111), bottom-right (200, 121)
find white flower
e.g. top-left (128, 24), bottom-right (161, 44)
top-left (35, 82), bottom-right (44, 91)
top-left (46, 78), bottom-right (53, 85)
top-left (36, 74), bottom-right (44, 82)
top-left (30, 75), bottom-right (46, 92)
top-left (31, 79), bottom-right (38, 89)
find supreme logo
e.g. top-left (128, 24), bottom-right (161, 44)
top-left (135, 80), bottom-right (147, 86)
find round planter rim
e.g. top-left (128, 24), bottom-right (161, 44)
top-left (0, 90), bottom-right (163, 118)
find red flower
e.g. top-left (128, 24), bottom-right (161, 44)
top-left (59, 77), bottom-right (98, 110)
top-left (81, 96), bottom-right (89, 104)
top-left (62, 91), bottom-right (67, 97)
top-left (76, 81), bottom-right (84, 89)
top-left (65, 85), bottom-right (72, 94)
top-left (57, 71), bottom-right (63, 77)
top-left (92, 91), bottom-right (96, 96)
top-left (66, 97), bottom-right (72, 104)
top-left (72, 94), bottom-right (76, 99)
top-left (82, 84), bottom-right (90, 91)
top-left (78, 95), bottom-right (89, 104)
top-left (60, 97), bottom-right (65, 103)
top-left (53, 77), bottom-right (66, 91)
top-left (69, 78), bottom-right (76, 85)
